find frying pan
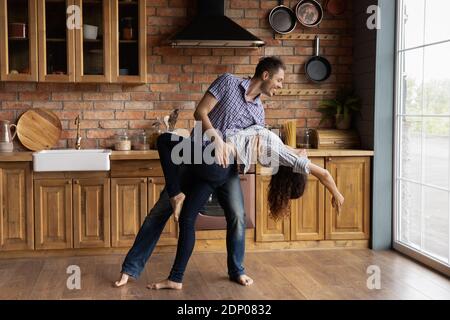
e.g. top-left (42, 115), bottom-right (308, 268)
top-left (305, 36), bottom-right (331, 83)
top-left (295, 0), bottom-right (323, 27)
top-left (269, 0), bottom-right (297, 34)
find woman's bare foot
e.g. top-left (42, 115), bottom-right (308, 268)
top-left (170, 192), bottom-right (185, 222)
top-left (147, 279), bottom-right (183, 290)
top-left (114, 273), bottom-right (129, 287)
top-left (230, 274), bottom-right (254, 286)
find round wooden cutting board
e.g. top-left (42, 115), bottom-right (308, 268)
top-left (16, 108), bottom-right (62, 151)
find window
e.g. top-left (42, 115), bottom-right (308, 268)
top-left (394, 0), bottom-right (450, 270)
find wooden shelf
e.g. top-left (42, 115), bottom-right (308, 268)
top-left (274, 89), bottom-right (337, 96)
top-left (119, 40), bottom-right (138, 43)
top-left (275, 33), bottom-right (340, 40)
top-left (46, 38), bottom-right (66, 42)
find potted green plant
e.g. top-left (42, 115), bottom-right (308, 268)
top-left (318, 87), bottom-right (361, 130)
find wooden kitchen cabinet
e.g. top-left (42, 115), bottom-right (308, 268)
top-left (256, 156), bottom-right (370, 242)
top-left (255, 174), bottom-right (290, 242)
top-left (0, 162), bottom-right (34, 251)
top-left (0, 0), bottom-right (38, 81)
top-left (325, 156), bottom-right (371, 240)
top-left (73, 177), bottom-right (110, 248)
top-left (34, 179), bottom-right (72, 250)
top-left (148, 177), bottom-right (178, 245)
top-left (111, 177), bottom-right (147, 247)
top-left (37, 0), bottom-right (76, 82)
top-left (291, 157), bottom-right (325, 241)
top-left (111, 0), bottom-right (146, 83)
top-left (74, 0), bottom-right (111, 83)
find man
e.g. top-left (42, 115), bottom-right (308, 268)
top-left (114, 56), bottom-right (286, 288)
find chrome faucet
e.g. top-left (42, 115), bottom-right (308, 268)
top-left (74, 115), bottom-right (81, 150)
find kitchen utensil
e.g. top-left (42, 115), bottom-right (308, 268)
top-left (168, 109), bottom-right (179, 132)
top-left (295, 0), bottom-right (323, 27)
top-left (309, 129), bottom-right (360, 149)
top-left (8, 23), bottom-right (27, 38)
top-left (269, 0), bottom-right (297, 34)
top-left (324, 0), bottom-right (347, 16)
top-left (83, 24), bottom-right (98, 40)
top-left (163, 116), bottom-right (170, 131)
top-left (16, 108), bottom-right (62, 151)
top-left (0, 120), bottom-right (17, 143)
top-left (305, 35), bottom-right (332, 83)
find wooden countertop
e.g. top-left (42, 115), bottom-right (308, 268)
top-left (0, 149), bottom-right (374, 162)
top-left (0, 152), bottom-right (33, 162)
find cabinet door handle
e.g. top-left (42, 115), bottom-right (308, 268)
top-left (327, 157), bottom-right (332, 162)
top-left (139, 167), bottom-right (153, 170)
top-left (148, 178), bottom-right (153, 183)
top-left (141, 178), bottom-right (146, 183)
top-left (66, 180), bottom-right (71, 184)
top-left (74, 180), bottom-right (79, 184)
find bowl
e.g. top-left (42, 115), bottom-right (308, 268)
top-left (83, 24), bottom-right (98, 40)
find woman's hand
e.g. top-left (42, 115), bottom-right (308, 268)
top-left (331, 193), bottom-right (345, 214)
top-left (214, 138), bottom-right (234, 168)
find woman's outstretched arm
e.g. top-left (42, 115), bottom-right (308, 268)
top-left (308, 162), bottom-right (345, 213)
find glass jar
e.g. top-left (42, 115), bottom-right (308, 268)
top-left (133, 131), bottom-right (149, 150)
top-left (114, 132), bottom-right (131, 151)
top-left (121, 17), bottom-right (134, 40)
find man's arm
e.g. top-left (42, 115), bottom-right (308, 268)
top-left (193, 92), bottom-right (233, 167)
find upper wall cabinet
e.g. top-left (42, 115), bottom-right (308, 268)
top-left (0, 0), bottom-right (146, 83)
top-left (74, 0), bottom-right (111, 83)
top-left (0, 0), bottom-right (39, 81)
top-left (111, 0), bottom-right (146, 83)
top-left (38, 0), bottom-right (76, 82)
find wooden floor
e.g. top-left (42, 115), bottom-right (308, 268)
top-left (0, 249), bottom-right (449, 300)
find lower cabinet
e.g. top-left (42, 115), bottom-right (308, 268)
top-left (147, 177), bottom-right (178, 246)
top-left (34, 179), bottom-right (72, 250)
top-left (34, 177), bottom-right (110, 249)
top-left (256, 156), bottom-right (371, 242)
top-left (111, 177), bottom-right (148, 248)
top-left (0, 162), bottom-right (34, 251)
top-left (73, 178), bottom-right (110, 248)
top-left (110, 176), bottom-right (178, 248)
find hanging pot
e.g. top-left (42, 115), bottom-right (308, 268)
top-left (295, 0), bottom-right (323, 28)
top-left (304, 35), bottom-right (332, 83)
top-left (269, 0), bottom-right (297, 34)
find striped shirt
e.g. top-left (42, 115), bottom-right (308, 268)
top-left (203, 73), bottom-right (265, 141)
top-left (227, 125), bottom-right (311, 175)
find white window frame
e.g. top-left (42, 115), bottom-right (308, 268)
top-left (393, 0), bottom-right (450, 277)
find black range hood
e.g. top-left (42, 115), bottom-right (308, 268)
top-left (167, 0), bottom-right (265, 48)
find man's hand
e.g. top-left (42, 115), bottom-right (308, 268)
top-left (214, 138), bottom-right (234, 168)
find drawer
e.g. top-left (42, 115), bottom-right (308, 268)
top-left (111, 160), bottom-right (163, 177)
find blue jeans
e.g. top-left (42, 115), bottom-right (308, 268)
top-left (121, 167), bottom-right (246, 280)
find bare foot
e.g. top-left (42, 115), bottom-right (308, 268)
top-left (147, 279), bottom-right (183, 290)
top-left (230, 274), bottom-right (254, 286)
top-left (114, 273), bottom-right (129, 287)
top-left (170, 192), bottom-right (185, 222)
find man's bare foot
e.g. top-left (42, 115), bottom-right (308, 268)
top-left (170, 192), bottom-right (185, 222)
top-left (147, 279), bottom-right (183, 290)
top-left (230, 274), bottom-right (254, 286)
top-left (114, 273), bottom-right (129, 287)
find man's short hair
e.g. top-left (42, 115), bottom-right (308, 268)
top-left (254, 56), bottom-right (286, 78)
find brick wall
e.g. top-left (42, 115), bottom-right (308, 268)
top-left (0, 0), bottom-right (354, 150)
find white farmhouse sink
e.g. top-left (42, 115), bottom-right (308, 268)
top-left (33, 149), bottom-right (112, 172)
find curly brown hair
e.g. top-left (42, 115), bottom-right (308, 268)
top-left (268, 166), bottom-right (307, 220)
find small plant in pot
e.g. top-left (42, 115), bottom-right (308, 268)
top-left (318, 87), bottom-right (361, 130)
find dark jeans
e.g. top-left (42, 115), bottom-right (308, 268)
top-left (121, 138), bottom-right (247, 280)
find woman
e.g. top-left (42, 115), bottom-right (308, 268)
top-left (150, 125), bottom-right (344, 290)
